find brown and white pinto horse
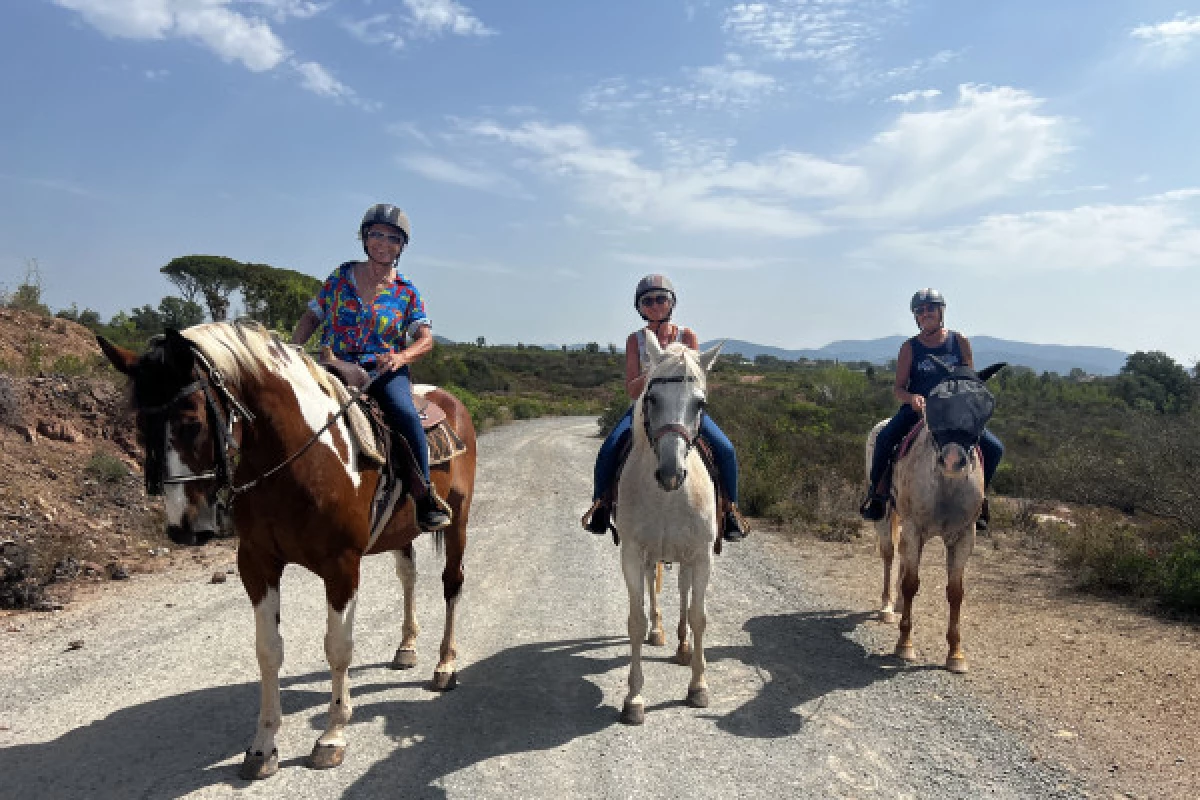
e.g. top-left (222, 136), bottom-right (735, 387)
top-left (98, 320), bottom-right (476, 780)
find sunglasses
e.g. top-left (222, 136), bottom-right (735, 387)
top-left (914, 303), bottom-right (942, 314)
top-left (366, 230), bottom-right (406, 245)
top-left (640, 293), bottom-right (672, 307)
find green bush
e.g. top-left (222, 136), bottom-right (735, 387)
top-left (50, 355), bottom-right (89, 376)
top-left (84, 450), bottom-right (128, 484)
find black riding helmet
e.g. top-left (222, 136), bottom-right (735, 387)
top-left (359, 204), bottom-right (411, 257)
top-left (634, 274), bottom-right (676, 321)
top-left (910, 288), bottom-right (946, 313)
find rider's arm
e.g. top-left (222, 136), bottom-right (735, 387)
top-left (681, 327), bottom-right (700, 351)
top-left (893, 341), bottom-right (923, 410)
top-left (624, 333), bottom-right (645, 399)
top-left (957, 333), bottom-right (975, 370)
top-left (291, 309), bottom-right (320, 347)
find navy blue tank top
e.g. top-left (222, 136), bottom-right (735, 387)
top-left (906, 331), bottom-right (963, 398)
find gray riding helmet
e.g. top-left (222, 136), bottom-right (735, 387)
top-left (359, 204), bottom-right (411, 255)
top-left (910, 288), bottom-right (946, 312)
top-left (634, 274), bottom-right (676, 317)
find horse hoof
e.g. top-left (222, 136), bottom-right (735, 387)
top-left (307, 743), bottom-right (345, 770)
top-left (239, 748), bottom-right (279, 780)
top-left (647, 631), bottom-right (666, 646)
top-left (430, 670), bottom-right (457, 691)
top-left (686, 687), bottom-right (710, 708)
top-left (390, 648), bottom-right (418, 670)
top-left (880, 611), bottom-right (898, 625)
top-left (673, 646), bottom-right (692, 666)
top-left (620, 702), bottom-right (645, 726)
top-left (946, 656), bottom-right (969, 674)
top-left (895, 644), bottom-right (917, 662)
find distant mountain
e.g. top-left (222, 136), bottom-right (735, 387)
top-left (703, 335), bottom-right (1129, 376)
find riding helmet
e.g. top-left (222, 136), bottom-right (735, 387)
top-left (910, 288), bottom-right (946, 313)
top-left (634, 274), bottom-right (676, 312)
top-left (359, 204), bottom-right (411, 249)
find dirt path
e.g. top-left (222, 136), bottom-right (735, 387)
top-left (3, 416), bottom-right (1195, 798)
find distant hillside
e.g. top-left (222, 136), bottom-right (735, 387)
top-left (704, 335), bottom-right (1129, 376)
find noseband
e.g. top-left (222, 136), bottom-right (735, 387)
top-left (642, 373), bottom-right (704, 452)
top-left (140, 348), bottom-right (254, 497)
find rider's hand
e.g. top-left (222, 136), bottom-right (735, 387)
top-left (375, 351), bottom-right (408, 374)
top-left (908, 393), bottom-right (926, 414)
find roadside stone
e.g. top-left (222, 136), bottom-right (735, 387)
top-left (65, 639), bottom-right (84, 651)
top-left (36, 419), bottom-right (84, 443)
top-left (107, 563), bottom-right (130, 581)
top-left (210, 571), bottom-right (227, 584)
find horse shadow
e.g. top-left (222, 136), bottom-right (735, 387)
top-left (0, 638), bottom-right (626, 798)
top-left (701, 609), bottom-right (903, 738)
top-left (1, 614), bottom-right (899, 797)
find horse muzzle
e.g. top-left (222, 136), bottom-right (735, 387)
top-left (655, 466), bottom-right (687, 492)
top-left (936, 443), bottom-right (971, 475)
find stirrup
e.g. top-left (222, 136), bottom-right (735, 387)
top-left (722, 505), bottom-right (749, 542)
top-left (415, 487), bottom-right (452, 532)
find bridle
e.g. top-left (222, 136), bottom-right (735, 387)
top-left (641, 373), bottom-right (704, 453)
top-left (141, 345), bottom-right (367, 502)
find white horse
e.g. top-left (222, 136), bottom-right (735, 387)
top-left (614, 337), bottom-right (722, 725)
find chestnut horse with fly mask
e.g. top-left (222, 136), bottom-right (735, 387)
top-left (98, 320), bottom-right (476, 780)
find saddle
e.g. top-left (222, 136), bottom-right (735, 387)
top-left (317, 353), bottom-right (466, 470)
top-left (604, 436), bottom-right (739, 555)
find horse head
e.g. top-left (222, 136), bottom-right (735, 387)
top-left (639, 336), bottom-right (722, 491)
top-left (925, 360), bottom-right (1007, 481)
top-left (99, 328), bottom-right (233, 547)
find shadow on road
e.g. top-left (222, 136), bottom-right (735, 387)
top-left (2, 614), bottom-right (897, 797)
top-left (705, 609), bottom-right (899, 738)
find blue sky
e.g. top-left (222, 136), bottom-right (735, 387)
top-left (3, 1), bottom-right (1200, 363)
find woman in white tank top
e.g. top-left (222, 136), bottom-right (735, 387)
top-left (582, 274), bottom-right (745, 541)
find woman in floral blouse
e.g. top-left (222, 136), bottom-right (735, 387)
top-left (291, 203), bottom-right (450, 531)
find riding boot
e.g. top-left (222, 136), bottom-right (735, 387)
top-left (722, 504), bottom-right (749, 542)
top-left (976, 496), bottom-right (990, 532)
top-left (581, 498), bottom-right (612, 535)
top-left (859, 492), bottom-right (888, 521)
top-left (413, 483), bottom-right (452, 532)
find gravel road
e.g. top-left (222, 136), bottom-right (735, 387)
top-left (0, 416), bottom-right (1085, 799)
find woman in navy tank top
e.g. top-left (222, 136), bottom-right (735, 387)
top-left (860, 289), bottom-right (1004, 528)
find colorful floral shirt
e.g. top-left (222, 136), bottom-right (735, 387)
top-left (308, 261), bottom-right (431, 366)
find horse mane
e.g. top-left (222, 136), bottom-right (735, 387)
top-left (181, 320), bottom-right (384, 465)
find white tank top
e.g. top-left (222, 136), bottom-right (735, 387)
top-left (635, 326), bottom-right (684, 375)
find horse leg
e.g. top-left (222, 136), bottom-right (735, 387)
top-left (239, 552), bottom-right (284, 781)
top-left (308, 572), bottom-right (361, 770)
top-left (646, 562), bottom-right (666, 646)
top-left (673, 563), bottom-right (693, 666)
top-left (620, 546), bottom-right (649, 725)
top-left (895, 532), bottom-right (924, 663)
top-left (878, 512), bottom-right (899, 624)
top-left (433, 518), bottom-right (467, 691)
top-left (684, 558), bottom-right (712, 708)
top-left (390, 546), bottom-right (420, 670)
top-left (945, 530), bottom-right (975, 674)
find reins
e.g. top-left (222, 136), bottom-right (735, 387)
top-left (148, 345), bottom-right (377, 500)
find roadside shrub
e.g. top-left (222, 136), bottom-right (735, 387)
top-left (22, 336), bottom-right (44, 375)
top-left (85, 449), bottom-right (128, 484)
top-left (50, 355), bottom-right (89, 376)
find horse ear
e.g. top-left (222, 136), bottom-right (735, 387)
top-left (163, 328), bottom-right (195, 372)
top-left (96, 335), bottom-right (140, 375)
top-left (644, 332), bottom-right (665, 366)
top-left (698, 340), bottom-right (724, 372)
top-left (977, 362), bottom-right (1007, 382)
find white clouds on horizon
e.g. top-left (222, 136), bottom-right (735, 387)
top-left (343, 0), bottom-right (494, 50)
top-left (859, 190), bottom-right (1200, 274)
top-left (888, 88), bottom-right (941, 104)
top-left (459, 84), bottom-right (1071, 236)
top-left (1131, 13), bottom-right (1200, 67)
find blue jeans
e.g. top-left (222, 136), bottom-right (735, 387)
top-left (593, 407), bottom-right (740, 504)
top-left (868, 405), bottom-right (1003, 491)
top-left (368, 367), bottom-right (430, 483)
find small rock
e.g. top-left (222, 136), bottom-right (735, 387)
top-left (107, 563), bottom-right (130, 581)
top-left (210, 571), bottom-right (227, 584)
top-left (65, 639), bottom-right (84, 651)
top-left (1053, 729), bottom-right (1077, 739)
top-left (36, 419), bottom-right (84, 443)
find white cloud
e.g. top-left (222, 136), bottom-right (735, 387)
top-left (1131, 13), bottom-right (1200, 66)
top-left (581, 56), bottom-right (777, 116)
top-left (341, 13), bottom-right (403, 49)
top-left (860, 191), bottom-right (1200, 273)
top-left (241, 0), bottom-right (328, 22)
top-left (722, 0), bottom-right (906, 66)
top-left (888, 88), bottom-right (941, 104)
top-left (837, 84), bottom-right (1071, 220)
top-left (53, 0), bottom-right (289, 71)
top-left (681, 57), bottom-right (778, 108)
top-left (467, 120), bottom-right (842, 237)
top-left (403, 0), bottom-right (493, 38)
top-left (397, 153), bottom-right (525, 196)
top-left (293, 61), bottom-right (378, 109)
